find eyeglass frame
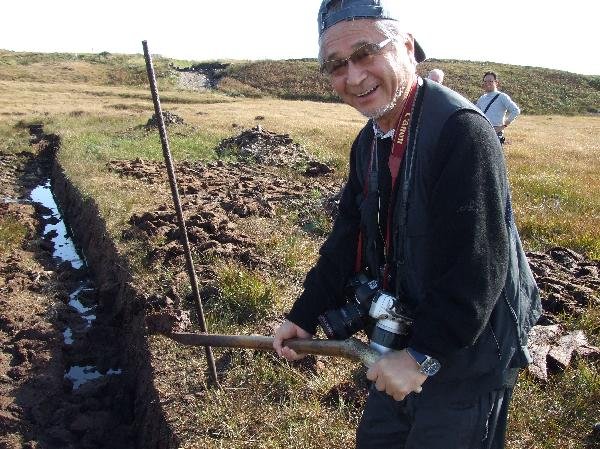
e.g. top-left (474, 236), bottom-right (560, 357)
top-left (320, 37), bottom-right (394, 76)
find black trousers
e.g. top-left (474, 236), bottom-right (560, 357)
top-left (356, 383), bottom-right (514, 449)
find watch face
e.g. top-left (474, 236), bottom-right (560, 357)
top-left (420, 357), bottom-right (441, 376)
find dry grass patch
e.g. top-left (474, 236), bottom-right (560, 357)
top-left (506, 115), bottom-right (600, 257)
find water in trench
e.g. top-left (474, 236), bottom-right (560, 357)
top-left (29, 179), bottom-right (124, 390)
top-left (30, 180), bottom-right (83, 270)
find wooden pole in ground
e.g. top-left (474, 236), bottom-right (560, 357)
top-left (142, 40), bottom-right (219, 387)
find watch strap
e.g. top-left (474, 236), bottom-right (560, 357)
top-left (406, 347), bottom-right (427, 364)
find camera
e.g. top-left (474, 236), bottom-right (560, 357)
top-left (318, 274), bottom-right (414, 353)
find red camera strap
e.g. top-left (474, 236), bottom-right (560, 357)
top-left (355, 81), bottom-right (418, 287)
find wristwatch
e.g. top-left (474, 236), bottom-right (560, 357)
top-left (406, 347), bottom-right (441, 376)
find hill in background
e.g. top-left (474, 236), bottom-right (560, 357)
top-left (1, 49), bottom-right (599, 115)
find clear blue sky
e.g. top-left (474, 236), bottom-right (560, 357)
top-left (1, 0), bottom-right (597, 75)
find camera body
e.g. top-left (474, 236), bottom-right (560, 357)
top-left (318, 273), bottom-right (414, 353)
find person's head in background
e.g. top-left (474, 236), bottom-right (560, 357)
top-left (427, 68), bottom-right (444, 84)
top-left (482, 71), bottom-right (499, 93)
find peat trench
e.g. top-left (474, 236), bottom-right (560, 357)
top-left (0, 126), bottom-right (138, 448)
top-left (1, 121), bottom-right (599, 448)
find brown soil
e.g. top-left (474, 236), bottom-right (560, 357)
top-left (109, 126), bottom-right (600, 382)
top-left (0, 127), bottom-right (133, 449)
top-left (145, 111), bottom-right (185, 128)
top-left (108, 127), bottom-right (341, 279)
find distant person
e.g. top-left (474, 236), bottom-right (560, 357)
top-left (427, 68), bottom-right (444, 84)
top-left (476, 71), bottom-right (520, 144)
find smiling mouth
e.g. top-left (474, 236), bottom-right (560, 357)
top-left (357, 86), bottom-right (377, 97)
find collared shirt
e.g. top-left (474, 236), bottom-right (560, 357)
top-left (372, 121), bottom-right (395, 140)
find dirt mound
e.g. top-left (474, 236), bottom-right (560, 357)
top-left (145, 110), bottom-right (185, 128)
top-left (216, 126), bottom-right (333, 175)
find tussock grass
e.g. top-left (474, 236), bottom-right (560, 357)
top-left (0, 120), bottom-right (32, 154)
top-left (0, 51), bottom-right (598, 448)
top-left (0, 216), bottom-right (29, 254)
top-left (210, 262), bottom-right (275, 326)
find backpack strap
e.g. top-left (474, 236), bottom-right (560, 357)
top-left (483, 93), bottom-right (501, 114)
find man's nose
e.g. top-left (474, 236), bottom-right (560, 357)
top-left (346, 60), bottom-right (367, 85)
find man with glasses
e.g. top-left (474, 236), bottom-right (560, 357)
top-left (273, 1), bottom-right (540, 448)
top-left (476, 71), bottom-right (521, 144)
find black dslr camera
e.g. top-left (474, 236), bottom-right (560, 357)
top-left (317, 273), bottom-right (414, 353)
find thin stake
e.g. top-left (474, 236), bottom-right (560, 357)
top-left (142, 40), bottom-right (219, 387)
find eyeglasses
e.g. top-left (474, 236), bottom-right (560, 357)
top-left (320, 38), bottom-right (393, 76)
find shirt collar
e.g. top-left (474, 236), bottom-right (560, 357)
top-left (372, 120), bottom-right (395, 139)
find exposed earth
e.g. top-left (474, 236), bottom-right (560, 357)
top-left (110, 125), bottom-right (600, 381)
top-left (0, 123), bottom-right (599, 448)
top-left (0, 128), bottom-right (133, 449)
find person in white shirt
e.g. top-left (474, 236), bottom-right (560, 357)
top-left (427, 68), bottom-right (444, 84)
top-left (475, 71), bottom-right (520, 144)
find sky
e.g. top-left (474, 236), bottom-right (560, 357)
top-left (1, 0), bottom-right (598, 75)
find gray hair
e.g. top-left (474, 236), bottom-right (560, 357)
top-left (317, 19), bottom-right (407, 65)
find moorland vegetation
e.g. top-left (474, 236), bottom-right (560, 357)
top-left (0, 49), bottom-right (598, 449)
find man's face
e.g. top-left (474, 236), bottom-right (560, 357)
top-left (320, 20), bottom-right (417, 122)
top-left (482, 75), bottom-right (498, 93)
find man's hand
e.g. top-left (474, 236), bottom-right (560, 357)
top-left (273, 320), bottom-right (312, 361)
top-left (494, 124), bottom-right (507, 132)
top-left (366, 349), bottom-right (428, 401)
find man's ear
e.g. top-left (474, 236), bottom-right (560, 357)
top-left (403, 33), bottom-right (418, 65)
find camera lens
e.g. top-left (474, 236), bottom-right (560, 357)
top-left (370, 323), bottom-right (410, 354)
top-left (318, 303), bottom-right (367, 340)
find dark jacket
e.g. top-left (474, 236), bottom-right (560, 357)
top-left (288, 79), bottom-right (540, 395)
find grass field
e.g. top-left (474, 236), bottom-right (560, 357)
top-left (1, 50), bottom-right (599, 448)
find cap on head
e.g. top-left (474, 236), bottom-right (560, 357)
top-left (317, 0), bottom-right (426, 62)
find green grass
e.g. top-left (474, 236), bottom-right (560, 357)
top-left (2, 49), bottom-right (598, 114)
top-left (209, 262), bottom-right (275, 326)
top-left (509, 361), bottom-right (600, 449)
top-left (0, 216), bottom-right (29, 254)
top-left (0, 49), bottom-right (598, 448)
top-left (0, 121), bottom-right (33, 154)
